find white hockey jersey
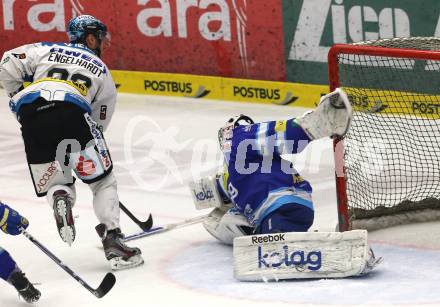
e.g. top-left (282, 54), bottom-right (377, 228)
top-left (0, 42), bottom-right (116, 131)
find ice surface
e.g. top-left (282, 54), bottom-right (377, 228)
top-left (0, 90), bottom-right (439, 307)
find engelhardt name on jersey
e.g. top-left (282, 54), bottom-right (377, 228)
top-left (0, 42), bottom-right (116, 131)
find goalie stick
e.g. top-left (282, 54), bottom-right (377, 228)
top-left (123, 214), bottom-right (209, 242)
top-left (119, 201), bottom-right (153, 231)
top-left (21, 229), bottom-right (116, 298)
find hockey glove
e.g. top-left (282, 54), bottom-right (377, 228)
top-left (0, 202), bottom-right (29, 235)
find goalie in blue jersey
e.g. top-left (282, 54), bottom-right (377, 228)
top-left (190, 88), bottom-right (353, 244)
top-left (0, 201), bottom-right (41, 303)
top-left (190, 89), bottom-right (382, 280)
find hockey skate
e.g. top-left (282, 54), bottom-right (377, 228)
top-left (52, 190), bottom-right (75, 246)
top-left (9, 271), bottom-right (41, 304)
top-left (96, 224), bottom-right (144, 271)
top-left (295, 88), bottom-right (352, 140)
top-left (359, 247), bottom-right (384, 275)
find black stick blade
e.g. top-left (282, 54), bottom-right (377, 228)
top-left (141, 214), bottom-right (153, 231)
top-left (94, 273), bottom-right (116, 298)
top-left (119, 202), bottom-right (154, 231)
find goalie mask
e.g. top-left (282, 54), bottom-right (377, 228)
top-left (218, 115), bottom-right (254, 154)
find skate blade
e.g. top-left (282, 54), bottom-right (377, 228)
top-left (360, 256), bottom-right (384, 275)
top-left (59, 225), bottom-right (75, 246)
top-left (109, 255), bottom-right (144, 271)
top-left (55, 200), bottom-right (75, 246)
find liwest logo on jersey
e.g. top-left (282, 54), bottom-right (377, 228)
top-left (143, 79), bottom-right (211, 98)
top-left (257, 244), bottom-right (322, 271)
top-left (47, 45), bottom-right (106, 77)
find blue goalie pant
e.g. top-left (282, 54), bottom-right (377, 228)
top-left (0, 247), bottom-right (17, 280)
top-left (256, 203), bottom-right (314, 234)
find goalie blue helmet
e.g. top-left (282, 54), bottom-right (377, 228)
top-left (67, 15), bottom-right (110, 56)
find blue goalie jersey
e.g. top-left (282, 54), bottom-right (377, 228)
top-left (219, 118), bottom-right (314, 228)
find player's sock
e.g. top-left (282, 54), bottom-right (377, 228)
top-left (8, 270), bottom-right (41, 304)
top-left (96, 224), bottom-right (144, 271)
top-left (52, 189), bottom-right (75, 246)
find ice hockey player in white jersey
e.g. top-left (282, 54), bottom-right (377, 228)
top-left (0, 15), bottom-right (143, 270)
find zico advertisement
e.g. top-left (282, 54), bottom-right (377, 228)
top-left (283, 0), bottom-right (440, 85)
top-left (0, 0), bottom-right (286, 81)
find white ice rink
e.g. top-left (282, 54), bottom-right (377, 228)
top-left (0, 90), bottom-right (439, 307)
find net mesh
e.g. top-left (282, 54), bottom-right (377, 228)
top-left (336, 37), bottom-right (440, 221)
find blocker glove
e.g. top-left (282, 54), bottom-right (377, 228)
top-left (0, 201), bottom-right (29, 235)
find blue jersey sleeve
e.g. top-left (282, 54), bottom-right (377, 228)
top-left (235, 119), bottom-right (311, 161)
top-left (0, 247), bottom-right (17, 281)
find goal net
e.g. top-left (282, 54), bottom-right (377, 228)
top-left (328, 37), bottom-right (440, 231)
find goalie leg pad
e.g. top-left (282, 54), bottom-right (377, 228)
top-left (203, 207), bottom-right (253, 245)
top-left (233, 230), bottom-right (382, 281)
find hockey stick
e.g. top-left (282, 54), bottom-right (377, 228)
top-left (21, 229), bottom-right (116, 298)
top-left (123, 214), bottom-right (209, 242)
top-left (119, 201), bottom-right (153, 231)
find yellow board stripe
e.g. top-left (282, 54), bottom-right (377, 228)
top-left (111, 70), bottom-right (440, 119)
top-left (343, 87), bottom-right (440, 119)
top-left (111, 70), bottom-right (328, 109)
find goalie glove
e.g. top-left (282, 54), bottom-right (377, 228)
top-left (295, 88), bottom-right (352, 140)
top-left (203, 207), bottom-right (253, 245)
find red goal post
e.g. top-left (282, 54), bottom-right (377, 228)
top-left (327, 38), bottom-right (440, 232)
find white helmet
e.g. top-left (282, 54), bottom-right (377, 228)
top-left (218, 114), bottom-right (254, 152)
